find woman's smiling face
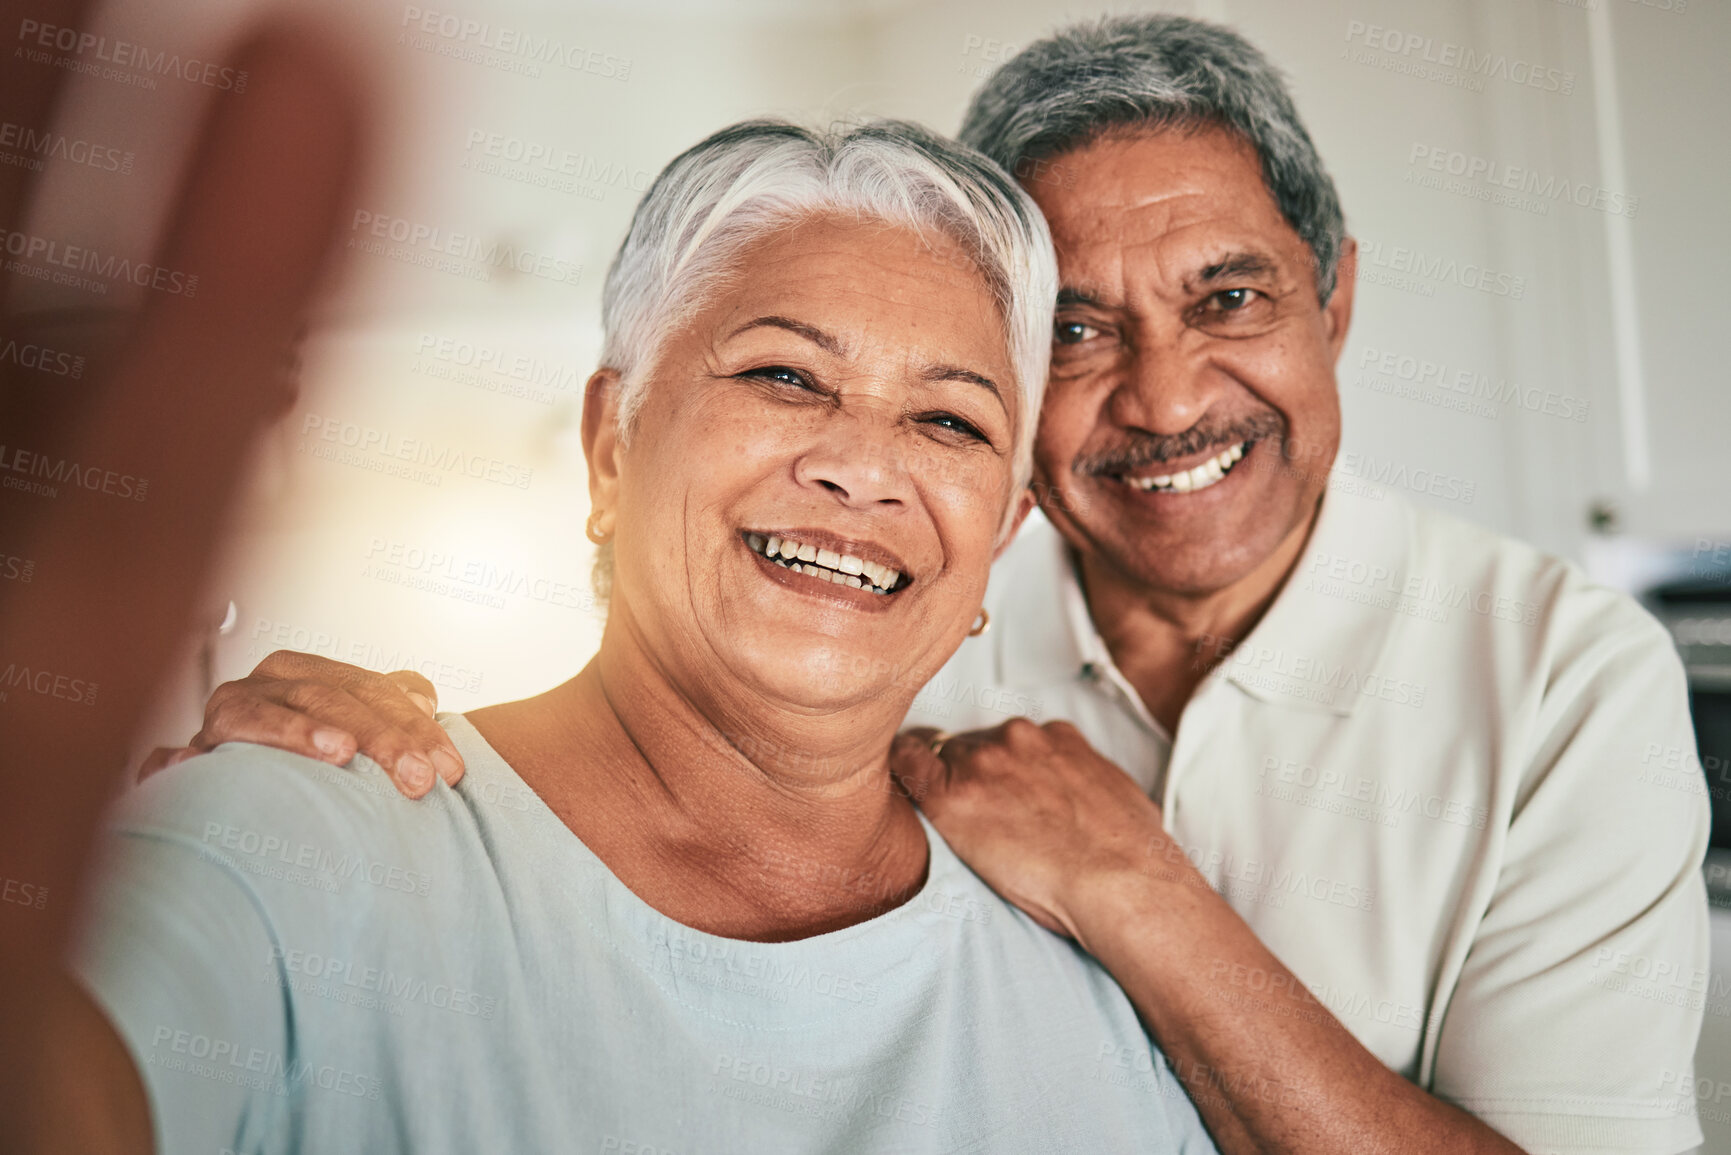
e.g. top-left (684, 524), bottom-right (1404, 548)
top-left (587, 213), bottom-right (1025, 719)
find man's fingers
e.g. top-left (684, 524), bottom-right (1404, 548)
top-left (357, 672), bottom-right (461, 784)
top-left (138, 747), bottom-right (200, 782)
top-left (384, 670), bottom-right (438, 716)
top-left (891, 729), bottom-right (951, 805)
top-left (241, 681), bottom-right (437, 799)
top-left (239, 655), bottom-right (460, 784)
top-left (194, 693), bottom-right (360, 766)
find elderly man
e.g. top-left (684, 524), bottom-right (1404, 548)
top-left (155, 15), bottom-right (1707, 1155)
top-left (898, 16), bottom-right (1707, 1155)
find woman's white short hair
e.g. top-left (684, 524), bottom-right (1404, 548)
top-left (599, 118), bottom-right (1057, 507)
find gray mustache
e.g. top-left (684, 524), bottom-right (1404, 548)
top-left (1074, 411), bottom-right (1287, 476)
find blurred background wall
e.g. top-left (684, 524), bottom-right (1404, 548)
top-left (11, 0), bottom-right (1729, 1144)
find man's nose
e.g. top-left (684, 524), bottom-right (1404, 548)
top-left (792, 410), bottom-right (913, 510)
top-left (1108, 330), bottom-right (1232, 434)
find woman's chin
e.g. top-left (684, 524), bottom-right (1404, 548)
top-left (718, 636), bottom-right (929, 717)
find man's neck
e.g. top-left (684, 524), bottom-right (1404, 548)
top-left (468, 624), bottom-right (928, 942)
top-left (1076, 500), bottom-right (1321, 735)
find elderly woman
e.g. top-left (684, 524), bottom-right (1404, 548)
top-left (66, 120), bottom-right (1215, 1153)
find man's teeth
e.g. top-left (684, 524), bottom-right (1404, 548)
top-left (743, 532), bottom-right (902, 594)
top-left (1127, 442), bottom-right (1247, 493)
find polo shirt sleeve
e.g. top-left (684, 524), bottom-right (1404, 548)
top-left (71, 755), bottom-right (298, 1155)
top-left (1429, 596), bottom-right (1709, 1155)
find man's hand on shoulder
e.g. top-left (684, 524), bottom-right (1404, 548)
top-left (890, 719), bottom-right (1168, 943)
top-left (141, 652), bottom-right (464, 799)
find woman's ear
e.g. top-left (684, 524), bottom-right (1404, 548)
top-left (582, 369), bottom-right (624, 514)
top-left (992, 487), bottom-right (1039, 563)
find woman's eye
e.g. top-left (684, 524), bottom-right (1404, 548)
top-left (922, 412), bottom-right (988, 442)
top-left (740, 365), bottom-right (814, 390)
top-left (1054, 320), bottom-right (1100, 345)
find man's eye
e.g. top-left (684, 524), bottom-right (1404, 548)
top-left (1055, 320), bottom-right (1101, 345)
top-left (1208, 288), bottom-right (1259, 312)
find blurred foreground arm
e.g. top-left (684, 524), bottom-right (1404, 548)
top-left (0, 6), bottom-right (363, 1150)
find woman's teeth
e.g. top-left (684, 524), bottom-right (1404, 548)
top-left (744, 532), bottom-right (902, 594)
top-left (1126, 441), bottom-right (1247, 493)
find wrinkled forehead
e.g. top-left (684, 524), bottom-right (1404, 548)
top-left (1027, 126), bottom-right (1310, 287)
top-left (700, 216), bottom-right (1015, 374)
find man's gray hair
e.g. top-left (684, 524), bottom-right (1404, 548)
top-left (959, 14), bottom-right (1347, 302)
top-left (600, 118), bottom-right (1057, 498)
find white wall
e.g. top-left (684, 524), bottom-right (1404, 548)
top-left (26, 0), bottom-right (1719, 725)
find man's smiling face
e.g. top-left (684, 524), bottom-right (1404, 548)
top-left (1025, 124), bottom-right (1356, 598)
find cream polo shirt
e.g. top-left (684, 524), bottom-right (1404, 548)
top-left (906, 488), bottom-right (1710, 1155)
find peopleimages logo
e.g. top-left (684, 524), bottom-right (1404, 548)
top-left (460, 129), bottom-right (651, 200)
top-left (1344, 20), bottom-right (1576, 94)
top-left (1355, 237), bottom-right (1526, 301)
top-left (0, 661), bottom-right (98, 705)
top-left (0, 442), bottom-right (148, 501)
top-left (15, 19), bottom-right (249, 91)
top-left (0, 228), bottom-right (197, 296)
top-left (397, 6), bottom-right (632, 81)
top-left (299, 413), bottom-right (534, 491)
top-left (1355, 346), bottom-right (1591, 423)
top-left (0, 119), bottom-right (134, 175)
top-left (246, 615), bottom-right (486, 694)
top-left (1406, 143), bottom-right (1638, 218)
top-left (261, 944), bottom-right (499, 1019)
top-left (362, 535), bottom-right (591, 612)
top-left (414, 332), bottom-right (586, 395)
top-left (146, 1027), bottom-right (380, 1101)
top-left (348, 210), bottom-right (581, 288)
top-left (1334, 453), bottom-right (1476, 505)
top-left (0, 334), bottom-right (84, 379)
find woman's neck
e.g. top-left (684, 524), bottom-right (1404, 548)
top-left (466, 640), bottom-right (929, 943)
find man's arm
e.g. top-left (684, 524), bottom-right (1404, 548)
top-left (1422, 599), bottom-right (1708, 1153)
top-left (892, 721), bottom-right (1527, 1155)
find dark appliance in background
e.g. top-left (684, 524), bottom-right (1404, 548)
top-left (1648, 579), bottom-right (1731, 851)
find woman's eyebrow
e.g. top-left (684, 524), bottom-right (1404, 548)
top-left (727, 315), bottom-right (846, 356)
top-left (731, 315), bottom-right (1003, 408)
top-left (922, 364), bottom-right (1006, 413)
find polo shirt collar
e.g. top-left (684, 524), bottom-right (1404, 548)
top-left (993, 488), bottom-right (1413, 717)
top-left (1209, 485), bottom-right (1413, 716)
top-left (991, 511), bottom-right (1094, 692)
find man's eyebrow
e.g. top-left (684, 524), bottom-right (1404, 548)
top-left (727, 315), bottom-right (846, 356)
top-left (1056, 285), bottom-right (1113, 309)
top-left (1193, 250), bottom-right (1279, 287)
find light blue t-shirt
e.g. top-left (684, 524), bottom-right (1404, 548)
top-left (74, 714), bottom-right (1216, 1154)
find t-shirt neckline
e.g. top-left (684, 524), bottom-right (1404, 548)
top-left (440, 710), bottom-right (971, 950)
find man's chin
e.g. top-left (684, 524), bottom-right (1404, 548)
top-left (1102, 545), bottom-right (1266, 598)
top-left (1057, 497), bottom-right (1310, 601)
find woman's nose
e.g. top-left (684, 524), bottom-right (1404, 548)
top-left (791, 412), bottom-right (912, 510)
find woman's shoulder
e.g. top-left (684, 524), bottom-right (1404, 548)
top-left (112, 738), bottom-right (474, 890)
